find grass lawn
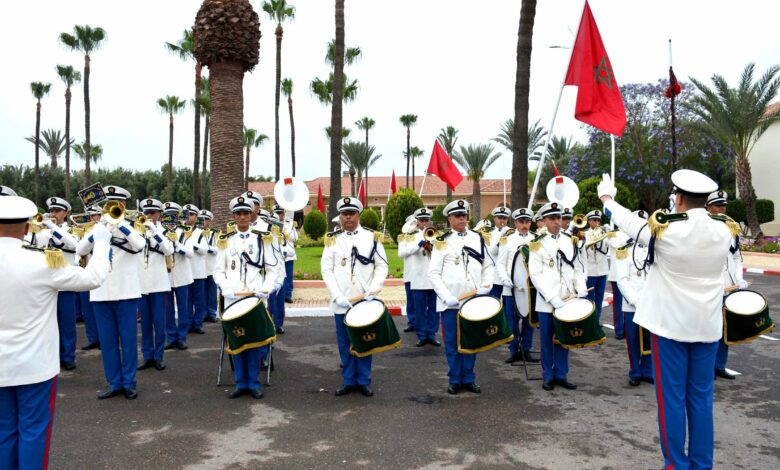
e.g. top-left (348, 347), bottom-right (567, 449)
top-left (292, 245), bottom-right (405, 280)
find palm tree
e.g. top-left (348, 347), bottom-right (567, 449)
top-left (25, 130), bottom-right (73, 168)
top-left (512, 0), bottom-right (538, 208)
top-left (689, 63), bottom-right (780, 239)
top-left (262, 0), bottom-right (296, 181)
top-left (281, 78), bottom-right (296, 176)
top-left (55, 64), bottom-right (81, 200)
top-left (325, 126), bottom-right (351, 141)
top-left (243, 127), bottom-right (269, 188)
top-left (329, 0), bottom-right (346, 220)
top-left (30, 81), bottom-right (51, 203)
top-left (310, 73), bottom-right (359, 105)
top-left (157, 95), bottom-right (186, 196)
top-left (195, 76), bottom-right (211, 207)
top-left (452, 143), bottom-right (502, 219)
top-left (437, 126), bottom-right (459, 202)
top-left (355, 116), bottom-right (375, 200)
top-left (326, 40), bottom-right (361, 65)
top-left (193, 0), bottom-right (260, 225)
top-left (399, 114), bottom-right (418, 188)
top-left (73, 141), bottom-right (103, 162)
top-left (166, 29), bottom-right (203, 205)
top-left (493, 118), bottom-right (547, 162)
top-left (59, 24), bottom-right (106, 186)
top-left (405, 146), bottom-right (424, 190)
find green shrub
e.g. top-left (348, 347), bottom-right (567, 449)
top-left (360, 207), bottom-right (381, 231)
top-left (432, 204), bottom-right (446, 224)
top-left (385, 188), bottom-right (424, 241)
top-left (726, 199), bottom-right (745, 222)
top-left (574, 176), bottom-right (638, 222)
top-left (726, 199), bottom-right (774, 225)
top-left (303, 209), bottom-right (327, 240)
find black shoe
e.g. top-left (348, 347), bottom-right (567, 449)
top-left (124, 388), bottom-right (138, 400)
top-left (542, 381), bottom-right (554, 391)
top-left (359, 385), bottom-right (374, 397)
top-left (615, 334), bottom-right (625, 340)
top-left (416, 339), bottom-right (426, 347)
top-left (97, 389), bottom-right (124, 400)
top-left (191, 328), bottom-right (205, 335)
top-left (629, 378), bottom-right (641, 387)
top-left (284, 298), bottom-right (293, 304)
top-left (462, 383), bottom-right (481, 394)
top-left (228, 389), bottom-right (245, 399)
top-left (403, 325), bottom-right (415, 333)
top-left (426, 339), bottom-right (441, 347)
top-left (248, 389), bottom-right (264, 399)
top-left (205, 316), bottom-right (218, 323)
top-left (177, 342), bottom-right (188, 350)
top-left (62, 362), bottom-right (76, 371)
top-left (505, 352), bottom-right (520, 364)
top-left (447, 384), bottom-right (460, 395)
top-left (154, 360), bottom-right (166, 371)
top-left (275, 326), bottom-right (285, 334)
top-left (715, 369), bottom-right (736, 380)
top-left (642, 376), bottom-right (655, 385)
top-left (137, 359), bottom-right (155, 371)
top-left (76, 317), bottom-right (85, 324)
top-left (521, 351), bottom-right (540, 363)
top-left (164, 342), bottom-right (178, 350)
top-left (335, 385), bottom-right (354, 396)
top-left (81, 342), bottom-right (100, 351)
top-left (553, 378), bottom-right (578, 390)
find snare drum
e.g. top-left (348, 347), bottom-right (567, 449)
top-left (344, 299), bottom-right (401, 357)
top-left (511, 246), bottom-right (538, 327)
top-left (457, 295), bottom-right (513, 354)
top-left (552, 298), bottom-right (606, 349)
top-left (220, 296), bottom-right (276, 355)
top-left (723, 289), bottom-right (773, 345)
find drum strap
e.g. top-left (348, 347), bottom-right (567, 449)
top-left (729, 236), bottom-right (739, 254)
top-left (48, 239), bottom-right (76, 254)
top-left (111, 237), bottom-right (142, 254)
top-left (557, 244), bottom-right (578, 267)
top-left (351, 243), bottom-right (377, 268)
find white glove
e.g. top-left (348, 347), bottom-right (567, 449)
top-left (577, 290), bottom-right (589, 298)
top-left (335, 296), bottom-right (352, 309)
top-left (446, 296), bottom-right (460, 308)
top-left (364, 294), bottom-right (375, 302)
top-left (43, 219), bottom-right (56, 230)
top-left (550, 297), bottom-right (566, 309)
top-left (738, 280), bottom-right (749, 290)
top-left (255, 290), bottom-right (269, 300)
top-left (597, 173), bottom-right (617, 199)
top-left (477, 286), bottom-right (491, 295)
top-left (145, 221), bottom-right (157, 231)
top-left (502, 279), bottom-right (514, 289)
top-left (221, 288), bottom-right (236, 300)
top-left (91, 224), bottom-right (112, 243)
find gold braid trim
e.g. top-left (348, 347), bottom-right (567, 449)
top-left (261, 233), bottom-right (274, 245)
top-left (606, 230), bottom-right (617, 239)
top-left (434, 240), bottom-right (447, 251)
top-left (648, 209), bottom-right (669, 239)
top-left (374, 231), bottom-right (384, 243)
top-left (529, 240), bottom-right (541, 252)
top-left (616, 247), bottom-right (629, 260)
top-left (726, 219), bottom-right (740, 237)
top-left (217, 235), bottom-right (229, 251)
top-left (44, 248), bottom-right (68, 269)
top-left (480, 231), bottom-right (491, 244)
top-left (324, 233), bottom-right (337, 247)
top-left (499, 236), bottom-right (508, 246)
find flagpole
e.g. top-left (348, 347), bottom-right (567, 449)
top-left (610, 135), bottom-right (616, 182)
top-left (669, 39), bottom-right (677, 172)
top-left (419, 173), bottom-right (427, 199)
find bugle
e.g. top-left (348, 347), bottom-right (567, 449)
top-left (102, 201), bottom-right (126, 225)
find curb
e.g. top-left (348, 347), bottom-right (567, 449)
top-left (744, 267), bottom-right (780, 276)
top-left (293, 279), bottom-right (405, 288)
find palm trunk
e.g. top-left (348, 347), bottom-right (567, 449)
top-left (210, 61), bottom-right (245, 227)
top-left (329, 0), bottom-right (345, 225)
top-left (412, 154), bottom-right (416, 191)
top-left (64, 87), bottom-right (72, 200)
top-left (405, 127), bottom-right (410, 187)
top-left (446, 186), bottom-right (452, 203)
top-left (511, 0), bottom-right (537, 209)
top-left (202, 114), bottom-right (209, 208)
top-left (274, 25), bottom-right (283, 181)
top-left (83, 54), bottom-right (92, 186)
top-left (364, 129), bottom-right (369, 201)
top-left (34, 101), bottom-right (41, 204)
top-left (736, 153), bottom-right (762, 238)
top-left (288, 96), bottom-right (296, 177)
top-left (193, 63), bottom-right (202, 205)
top-left (245, 146), bottom-right (250, 189)
top-left (167, 114), bottom-right (174, 199)
top-left (473, 178), bottom-right (481, 220)
top-left (349, 170), bottom-right (355, 197)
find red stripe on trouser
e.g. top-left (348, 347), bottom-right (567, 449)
top-left (624, 331), bottom-right (633, 369)
top-left (43, 376), bottom-right (58, 470)
top-left (652, 334), bottom-right (673, 470)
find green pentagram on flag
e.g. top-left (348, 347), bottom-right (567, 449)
top-left (593, 55), bottom-right (614, 90)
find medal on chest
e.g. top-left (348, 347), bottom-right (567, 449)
top-left (341, 257), bottom-right (347, 267)
top-left (549, 258), bottom-right (555, 267)
top-left (637, 270), bottom-right (643, 277)
top-left (454, 256), bottom-right (460, 265)
top-left (231, 260), bottom-right (236, 270)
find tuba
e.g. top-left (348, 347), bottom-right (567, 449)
top-left (274, 177), bottom-right (310, 212)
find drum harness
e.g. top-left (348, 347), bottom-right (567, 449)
top-left (349, 233), bottom-right (388, 292)
top-left (536, 234), bottom-right (579, 303)
top-left (238, 231), bottom-right (283, 285)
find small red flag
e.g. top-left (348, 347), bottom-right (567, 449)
top-left (427, 140), bottom-right (463, 191)
top-left (665, 67), bottom-right (682, 98)
top-left (316, 183), bottom-right (325, 212)
top-left (564, 1), bottom-right (626, 136)
top-left (390, 170), bottom-right (398, 195)
top-left (358, 179), bottom-right (366, 206)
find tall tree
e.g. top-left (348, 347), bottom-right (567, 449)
top-left (399, 114), bottom-right (418, 188)
top-left (342, 141), bottom-right (380, 196)
top-left (25, 129), bottom-right (73, 168)
top-left (329, 0), bottom-right (346, 222)
top-left (355, 116), bottom-right (375, 200)
top-left (193, 0), bottom-right (260, 224)
top-left (195, 76), bottom-right (211, 207)
top-left (437, 126), bottom-right (459, 202)
top-left (166, 29), bottom-right (203, 205)
top-left (689, 63), bottom-right (780, 239)
top-left (325, 126), bottom-right (351, 141)
top-left (30, 81), bottom-right (51, 204)
top-left (405, 146), bottom-right (424, 190)
top-left (452, 143), bottom-right (501, 219)
top-left (243, 127), bottom-right (269, 188)
top-left (262, 0), bottom-right (296, 181)
top-left (281, 78), bottom-right (296, 176)
top-left (311, 73), bottom-right (359, 104)
top-left (511, 1), bottom-right (537, 208)
top-left (59, 24), bottom-right (106, 186)
top-left (157, 95), bottom-right (186, 198)
top-left (55, 65), bottom-right (81, 200)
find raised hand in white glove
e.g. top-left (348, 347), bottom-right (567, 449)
top-left (221, 288), bottom-right (236, 300)
top-left (550, 298), bottom-right (566, 309)
top-left (477, 286), bottom-right (491, 296)
top-left (738, 280), bottom-right (749, 290)
top-left (577, 290), bottom-right (589, 298)
top-left (145, 221), bottom-right (157, 231)
top-left (91, 224), bottom-right (112, 243)
top-left (597, 173), bottom-right (617, 200)
top-left (43, 219), bottom-right (56, 230)
top-left (502, 279), bottom-right (514, 289)
top-left (364, 294), bottom-right (375, 302)
top-left (335, 296), bottom-right (352, 309)
top-left (446, 296), bottom-right (460, 308)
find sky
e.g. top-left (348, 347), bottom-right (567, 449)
top-left (1, 0), bottom-right (779, 188)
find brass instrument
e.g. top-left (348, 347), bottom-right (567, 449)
top-left (423, 226), bottom-right (439, 242)
top-left (572, 214), bottom-right (587, 230)
top-left (69, 213), bottom-right (92, 226)
top-left (32, 213), bottom-right (46, 224)
top-left (473, 219), bottom-right (492, 233)
top-left (584, 227), bottom-right (608, 249)
top-left (102, 201), bottom-right (126, 225)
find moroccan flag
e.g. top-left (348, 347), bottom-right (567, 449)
top-left (390, 170), bottom-right (398, 195)
top-left (564, 1), bottom-right (626, 136)
top-left (665, 66), bottom-right (682, 98)
top-left (358, 178), bottom-right (367, 206)
top-left (427, 140), bottom-right (463, 190)
top-left (316, 183), bottom-right (325, 212)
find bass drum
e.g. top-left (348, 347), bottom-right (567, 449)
top-left (552, 298), bottom-right (606, 349)
top-left (344, 299), bottom-right (402, 357)
top-left (220, 296), bottom-right (276, 355)
top-left (457, 295), bottom-right (513, 354)
top-left (511, 244), bottom-right (538, 327)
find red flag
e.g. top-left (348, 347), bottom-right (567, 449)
top-left (316, 183), bottom-right (325, 212)
top-left (665, 67), bottom-right (682, 98)
top-left (358, 179), bottom-right (366, 206)
top-left (564, 1), bottom-right (626, 136)
top-left (427, 140), bottom-right (463, 190)
top-left (390, 170), bottom-right (398, 195)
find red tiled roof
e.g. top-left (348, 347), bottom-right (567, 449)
top-left (764, 101), bottom-right (780, 119)
top-left (248, 176), bottom-right (510, 197)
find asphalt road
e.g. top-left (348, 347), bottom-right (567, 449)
top-left (50, 273), bottom-right (780, 469)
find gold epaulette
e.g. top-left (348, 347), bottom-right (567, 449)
top-left (324, 230), bottom-right (340, 247)
top-left (571, 235), bottom-right (580, 246)
top-left (45, 248), bottom-right (68, 269)
top-left (271, 225), bottom-right (281, 237)
top-left (606, 230), bottom-right (617, 239)
top-left (616, 247), bottom-right (629, 260)
top-left (262, 232), bottom-right (273, 245)
top-left (480, 231), bottom-right (491, 244)
top-left (70, 226), bottom-right (85, 239)
top-left (709, 213), bottom-right (740, 237)
top-left (499, 236), bottom-right (508, 246)
top-left (216, 231), bottom-right (236, 250)
top-left (434, 239), bottom-right (447, 251)
top-left (648, 210), bottom-right (688, 240)
top-left (529, 240), bottom-right (541, 253)
top-left (373, 231), bottom-right (384, 243)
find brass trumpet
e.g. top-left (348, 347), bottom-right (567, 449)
top-left (423, 226), bottom-right (439, 242)
top-left (572, 214), bottom-right (587, 230)
top-left (102, 201), bottom-right (126, 225)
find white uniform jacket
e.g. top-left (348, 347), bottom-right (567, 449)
top-left (321, 226), bottom-right (389, 314)
top-left (488, 226), bottom-right (509, 285)
top-left (189, 226), bottom-right (209, 280)
top-left (168, 227), bottom-right (195, 288)
top-left (397, 229), bottom-right (433, 290)
top-left (607, 229), bottom-right (630, 283)
top-left (141, 222), bottom-right (174, 295)
top-left (214, 229), bottom-right (283, 308)
top-left (497, 229), bottom-right (535, 297)
top-left (37, 222), bottom-right (79, 266)
top-left (399, 234), bottom-right (412, 284)
top-left (281, 219), bottom-right (299, 262)
top-left (584, 228), bottom-right (610, 277)
top-left (615, 240), bottom-right (649, 313)
top-left (0, 238), bottom-right (111, 387)
top-left (204, 229), bottom-right (218, 276)
top-left (529, 233), bottom-right (588, 313)
top-left (428, 229), bottom-right (495, 312)
top-left (77, 221), bottom-right (145, 302)
top-left (721, 236), bottom-right (745, 291)
top-left (606, 202), bottom-right (733, 342)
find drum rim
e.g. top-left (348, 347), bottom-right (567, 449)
top-left (344, 298), bottom-right (386, 327)
top-left (459, 294), bottom-right (502, 321)
top-left (221, 296), bottom-right (262, 321)
top-left (724, 289), bottom-right (768, 315)
top-left (553, 298), bottom-right (596, 322)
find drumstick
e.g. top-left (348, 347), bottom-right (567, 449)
top-left (724, 282), bottom-right (751, 293)
top-left (458, 290), bottom-right (478, 301)
top-left (562, 287), bottom-right (594, 302)
top-left (348, 290), bottom-right (380, 304)
top-left (234, 291), bottom-right (256, 297)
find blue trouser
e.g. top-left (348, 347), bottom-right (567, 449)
top-left (80, 291), bottom-right (99, 345)
top-left (624, 312), bottom-right (653, 380)
top-left (166, 285), bottom-right (190, 344)
top-left (539, 311), bottom-right (569, 382)
top-left (489, 284), bottom-right (503, 299)
top-left (233, 348), bottom-right (262, 391)
top-left (651, 334), bottom-right (718, 470)
top-left (284, 260), bottom-right (294, 300)
top-left (74, 292), bottom-right (83, 321)
top-left (404, 282), bottom-right (415, 328)
top-left (0, 377), bottom-right (57, 470)
top-left (587, 275), bottom-right (608, 320)
top-left (270, 291), bottom-right (285, 328)
top-left (441, 309), bottom-right (477, 385)
top-left (412, 289), bottom-right (439, 341)
top-left (56, 291), bottom-right (77, 365)
top-left (139, 292), bottom-right (167, 362)
top-left (715, 340), bottom-right (729, 372)
top-left (189, 278), bottom-right (207, 330)
top-left (206, 276), bottom-right (218, 320)
top-left (503, 295), bottom-right (534, 354)
top-left (92, 299), bottom-right (139, 391)
top-left (334, 313), bottom-right (372, 386)
top-left (610, 281), bottom-right (624, 336)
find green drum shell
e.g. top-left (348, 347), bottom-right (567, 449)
top-left (221, 298), bottom-right (277, 355)
top-left (457, 295), bottom-right (513, 354)
top-left (553, 300), bottom-right (606, 349)
top-left (723, 290), bottom-right (774, 345)
top-left (345, 300), bottom-right (401, 357)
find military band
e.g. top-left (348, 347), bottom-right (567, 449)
top-left (487, 205), bottom-right (511, 299)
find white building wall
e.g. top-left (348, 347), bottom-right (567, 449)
top-left (749, 121), bottom-right (780, 236)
